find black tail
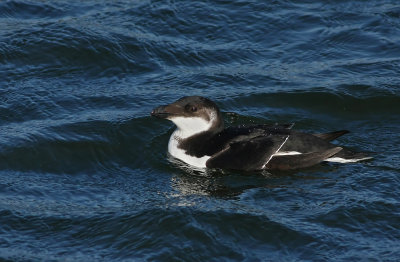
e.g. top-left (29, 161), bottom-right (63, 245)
top-left (313, 130), bottom-right (350, 141)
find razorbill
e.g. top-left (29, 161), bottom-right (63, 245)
top-left (151, 96), bottom-right (372, 171)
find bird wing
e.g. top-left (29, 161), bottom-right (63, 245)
top-left (266, 147), bottom-right (343, 170)
top-left (206, 134), bottom-right (289, 171)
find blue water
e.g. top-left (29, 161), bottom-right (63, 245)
top-left (1, 0), bottom-right (400, 261)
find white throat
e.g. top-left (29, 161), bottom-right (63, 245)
top-left (169, 116), bottom-right (214, 139)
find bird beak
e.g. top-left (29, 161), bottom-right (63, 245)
top-left (151, 104), bottom-right (181, 119)
top-left (151, 105), bottom-right (169, 119)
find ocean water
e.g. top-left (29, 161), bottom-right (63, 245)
top-left (1, 0), bottom-right (400, 261)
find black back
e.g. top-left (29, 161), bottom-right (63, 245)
top-left (178, 124), bottom-right (292, 158)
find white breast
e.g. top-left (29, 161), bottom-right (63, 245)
top-left (169, 115), bottom-right (214, 139)
top-left (168, 130), bottom-right (210, 168)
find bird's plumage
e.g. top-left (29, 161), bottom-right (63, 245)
top-left (151, 96), bottom-right (371, 171)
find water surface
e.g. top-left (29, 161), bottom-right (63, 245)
top-left (1, 0), bottom-right (400, 261)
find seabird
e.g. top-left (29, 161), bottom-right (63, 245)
top-left (151, 96), bottom-right (371, 171)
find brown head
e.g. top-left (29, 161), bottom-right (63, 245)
top-left (151, 96), bottom-right (224, 137)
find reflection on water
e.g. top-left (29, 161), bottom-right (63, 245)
top-left (167, 155), bottom-right (338, 199)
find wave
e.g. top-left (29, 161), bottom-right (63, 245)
top-left (0, 207), bottom-right (316, 261)
top-left (0, 116), bottom-right (166, 174)
top-left (224, 89), bottom-right (400, 117)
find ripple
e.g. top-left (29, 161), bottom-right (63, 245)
top-left (1, 0), bottom-right (400, 261)
top-left (223, 91), bottom-right (400, 119)
top-left (0, 207), bottom-right (318, 261)
top-left (0, 1), bottom-right (67, 19)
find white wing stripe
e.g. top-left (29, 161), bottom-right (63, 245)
top-left (263, 135), bottom-right (289, 168)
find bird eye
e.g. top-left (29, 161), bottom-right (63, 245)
top-left (185, 104), bottom-right (197, 112)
